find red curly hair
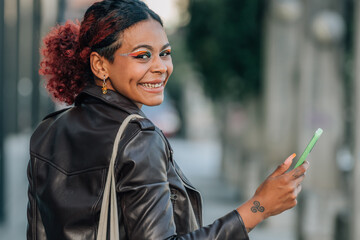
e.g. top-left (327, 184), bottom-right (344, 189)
top-left (39, 21), bottom-right (84, 105)
top-left (39, 0), bottom-right (163, 105)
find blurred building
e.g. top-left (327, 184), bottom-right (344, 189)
top-left (262, 1), bottom-right (348, 239)
top-left (0, 0), bottom-right (58, 238)
top-left (218, 0), bottom-right (359, 239)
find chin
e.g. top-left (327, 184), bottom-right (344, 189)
top-left (143, 97), bottom-right (164, 106)
top-left (144, 101), bottom-right (163, 107)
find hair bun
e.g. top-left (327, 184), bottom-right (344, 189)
top-left (39, 20), bottom-right (89, 105)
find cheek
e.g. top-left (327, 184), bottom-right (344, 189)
top-left (130, 65), bottom-right (151, 82)
top-left (112, 63), bottom-right (148, 82)
top-left (167, 61), bottom-right (174, 76)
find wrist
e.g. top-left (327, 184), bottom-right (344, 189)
top-left (236, 197), bottom-right (267, 232)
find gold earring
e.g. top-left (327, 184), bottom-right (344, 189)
top-left (102, 76), bottom-right (107, 94)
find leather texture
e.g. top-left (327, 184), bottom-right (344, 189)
top-left (97, 114), bottom-right (143, 240)
top-left (27, 84), bottom-right (250, 240)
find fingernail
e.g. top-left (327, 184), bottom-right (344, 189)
top-left (285, 153), bottom-right (296, 165)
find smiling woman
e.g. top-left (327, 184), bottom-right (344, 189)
top-left (89, 19), bottom-right (173, 108)
top-left (27, 0), bottom-right (309, 239)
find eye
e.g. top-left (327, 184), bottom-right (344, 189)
top-left (129, 50), bottom-right (152, 59)
top-left (160, 49), bottom-right (172, 57)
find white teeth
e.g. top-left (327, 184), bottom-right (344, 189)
top-left (141, 83), bottom-right (163, 88)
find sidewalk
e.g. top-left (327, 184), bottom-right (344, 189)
top-left (169, 138), bottom-right (296, 240)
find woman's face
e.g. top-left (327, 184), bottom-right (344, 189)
top-left (105, 19), bottom-right (173, 108)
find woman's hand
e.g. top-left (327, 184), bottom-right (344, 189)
top-left (236, 154), bottom-right (310, 232)
top-left (253, 153), bottom-right (309, 217)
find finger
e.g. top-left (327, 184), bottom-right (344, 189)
top-left (291, 161), bottom-right (310, 178)
top-left (302, 161), bottom-right (310, 169)
top-left (293, 175), bottom-right (306, 187)
top-left (292, 168), bottom-right (305, 178)
top-left (271, 153), bottom-right (296, 177)
top-left (295, 184), bottom-right (302, 195)
top-left (297, 160), bottom-right (310, 170)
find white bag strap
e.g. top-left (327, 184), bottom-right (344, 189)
top-left (97, 114), bottom-right (143, 240)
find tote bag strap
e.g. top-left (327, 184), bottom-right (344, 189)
top-left (97, 114), bottom-right (143, 240)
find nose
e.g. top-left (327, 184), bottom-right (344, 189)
top-left (151, 55), bottom-right (167, 74)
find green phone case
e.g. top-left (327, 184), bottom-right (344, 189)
top-left (294, 128), bottom-right (323, 169)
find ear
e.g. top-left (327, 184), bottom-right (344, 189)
top-left (90, 52), bottom-right (109, 80)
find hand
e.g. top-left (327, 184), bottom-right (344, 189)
top-left (236, 154), bottom-right (309, 232)
top-left (252, 153), bottom-right (309, 218)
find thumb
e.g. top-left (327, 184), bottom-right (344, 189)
top-left (270, 153), bottom-right (296, 177)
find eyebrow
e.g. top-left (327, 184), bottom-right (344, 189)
top-left (131, 43), bottom-right (171, 52)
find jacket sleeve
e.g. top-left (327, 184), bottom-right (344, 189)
top-left (116, 129), bottom-right (250, 240)
top-left (27, 158), bottom-right (47, 240)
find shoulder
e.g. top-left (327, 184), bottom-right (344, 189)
top-left (130, 117), bottom-right (155, 131)
top-left (116, 117), bottom-right (171, 173)
top-left (30, 107), bottom-right (72, 148)
top-left (42, 107), bottom-right (72, 121)
top-left (121, 117), bottom-right (169, 156)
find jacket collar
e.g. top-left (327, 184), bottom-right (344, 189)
top-left (75, 84), bottom-right (146, 117)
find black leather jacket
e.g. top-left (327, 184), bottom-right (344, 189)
top-left (27, 85), bottom-right (250, 240)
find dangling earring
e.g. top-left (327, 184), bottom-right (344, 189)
top-left (102, 76), bottom-right (107, 94)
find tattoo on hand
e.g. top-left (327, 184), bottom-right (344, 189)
top-left (251, 201), bottom-right (265, 213)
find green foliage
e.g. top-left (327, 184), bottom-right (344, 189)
top-left (186, 0), bottom-right (264, 101)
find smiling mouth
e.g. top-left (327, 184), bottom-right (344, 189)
top-left (139, 82), bottom-right (164, 89)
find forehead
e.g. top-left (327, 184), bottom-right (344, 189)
top-left (120, 19), bottom-right (169, 50)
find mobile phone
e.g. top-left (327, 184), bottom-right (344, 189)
top-left (293, 128), bottom-right (323, 169)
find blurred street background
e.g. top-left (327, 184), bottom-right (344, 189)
top-left (1, 0), bottom-right (360, 239)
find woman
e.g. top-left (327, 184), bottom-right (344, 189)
top-left (27, 0), bottom-right (309, 239)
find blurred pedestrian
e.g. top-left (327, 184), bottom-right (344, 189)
top-left (27, 0), bottom-right (309, 239)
